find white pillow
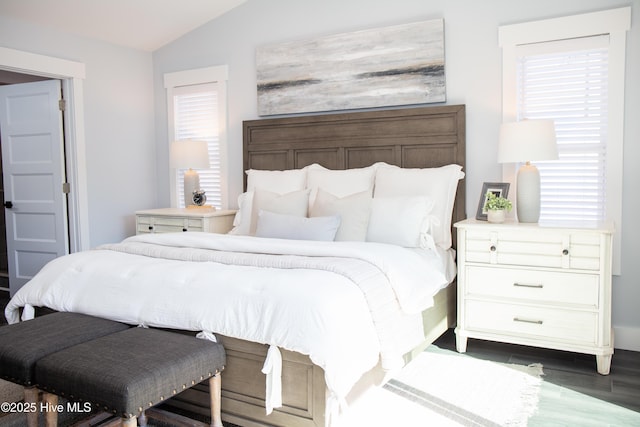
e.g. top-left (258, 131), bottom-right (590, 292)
top-left (373, 164), bottom-right (464, 249)
top-left (306, 165), bottom-right (376, 206)
top-left (255, 210), bottom-right (341, 241)
top-left (232, 165), bottom-right (325, 234)
top-left (249, 189), bottom-right (310, 234)
top-left (310, 189), bottom-right (372, 241)
top-left (229, 191), bottom-right (255, 235)
top-left (246, 168), bottom-right (307, 193)
top-left (367, 196), bottom-right (435, 248)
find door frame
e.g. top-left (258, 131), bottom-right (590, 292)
top-left (0, 47), bottom-right (89, 253)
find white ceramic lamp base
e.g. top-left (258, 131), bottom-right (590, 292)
top-left (516, 162), bottom-right (541, 223)
top-left (183, 168), bottom-right (200, 207)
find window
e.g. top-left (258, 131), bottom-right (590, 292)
top-left (500, 7), bottom-right (630, 273)
top-left (515, 36), bottom-right (609, 222)
top-left (164, 66), bottom-right (228, 209)
top-left (172, 84), bottom-right (221, 207)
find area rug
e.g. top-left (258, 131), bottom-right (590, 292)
top-left (338, 345), bottom-right (544, 427)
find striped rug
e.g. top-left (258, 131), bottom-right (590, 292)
top-left (338, 345), bottom-right (543, 427)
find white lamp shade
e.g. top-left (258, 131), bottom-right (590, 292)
top-left (170, 140), bottom-right (210, 170)
top-left (498, 120), bottom-right (558, 163)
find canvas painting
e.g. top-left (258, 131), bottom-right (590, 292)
top-left (256, 19), bottom-right (445, 116)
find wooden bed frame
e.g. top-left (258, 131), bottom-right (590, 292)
top-left (167, 104), bottom-right (466, 427)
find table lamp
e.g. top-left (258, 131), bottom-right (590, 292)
top-left (498, 120), bottom-right (558, 223)
top-left (170, 140), bottom-right (210, 207)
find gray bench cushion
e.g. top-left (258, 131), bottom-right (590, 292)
top-left (35, 327), bottom-right (226, 418)
top-left (0, 312), bottom-right (130, 386)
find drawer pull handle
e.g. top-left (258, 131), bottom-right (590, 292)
top-left (513, 317), bottom-right (543, 325)
top-left (513, 283), bottom-right (544, 289)
top-left (490, 245), bottom-right (497, 252)
top-left (182, 228), bottom-right (188, 232)
top-left (562, 249), bottom-right (569, 255)
top-left (148, 226), bottom-right (153, 230)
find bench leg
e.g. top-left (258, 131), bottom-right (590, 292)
top-left (209, 374), bottom-right (222, 427)
top-left (24, 386), bottom-right (39, 427)
top-left (43, 392), bottom-right (58, 427)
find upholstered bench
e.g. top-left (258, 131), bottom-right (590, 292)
top-left (0, 312), bottom-right (131, 426)
top-left (35, 327), bottom-right (226, 427)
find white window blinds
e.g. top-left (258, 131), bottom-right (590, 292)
top-left (516, 36), bottom-right (609, 222)
top-left (172, 83), bottom-right (222, 208)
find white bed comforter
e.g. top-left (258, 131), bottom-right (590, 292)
top-left (5, 232), bottom-right (452, 411)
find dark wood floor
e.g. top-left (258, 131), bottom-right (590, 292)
top-left (2, 290), bottom-right (639, 425)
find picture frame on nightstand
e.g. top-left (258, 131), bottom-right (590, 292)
top-left (476, 182), bottom-right (510, 220)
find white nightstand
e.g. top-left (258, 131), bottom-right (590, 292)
top-left (454, 219), bottom-right (614, 374)
top-left (135, 208), bottom-right (236, 235)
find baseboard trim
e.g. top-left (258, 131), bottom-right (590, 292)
top-left (613, 326), bottom-right (640, 352)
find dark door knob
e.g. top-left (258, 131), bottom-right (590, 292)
top-left (4, 201), bottom-right (13, 209)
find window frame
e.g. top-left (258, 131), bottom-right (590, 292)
top-left (164, 65), bottom-right (229, 209)
top-left (499, 7), bottom-right (630, 274)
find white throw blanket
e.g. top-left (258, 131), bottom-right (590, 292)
top-left (5, 232), bottom-right (452, 418)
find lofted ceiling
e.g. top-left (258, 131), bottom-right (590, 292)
top-left (0, 0), bottom-right (247, 51)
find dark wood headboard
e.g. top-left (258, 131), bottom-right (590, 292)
top-left (242, 104), bottom-right (466, 239)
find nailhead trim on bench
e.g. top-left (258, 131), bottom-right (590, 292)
top-left (36, 370), bottom-right (224, 418)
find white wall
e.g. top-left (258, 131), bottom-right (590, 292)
top-left (0, 15), bottom-right (157, 246)
top-left (153, 0), bottom-right (640, 350)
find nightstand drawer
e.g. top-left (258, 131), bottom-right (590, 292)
top-left (148, 216), bottom-right (190, 227)
top-left (466, 300), bottom-right (597, 345)
top-left (136, 216), bottom-right (203, 233)
top-left (464, 229), bottom-right (602, 270)
top-left (465, 266), bottom-right (599, 307)
top-left (137, 223), bottom-right (153, 234)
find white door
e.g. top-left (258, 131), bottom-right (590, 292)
top-left (0, 80), bottom-right (69, 296)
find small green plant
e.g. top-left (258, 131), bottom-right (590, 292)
top-left (485, 191), bottom-right (512, 211)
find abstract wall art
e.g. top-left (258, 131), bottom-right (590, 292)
top-left (256, 19), bottom-right (446, 116)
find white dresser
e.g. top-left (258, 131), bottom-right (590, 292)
top-left (135, 208), bottom-right (236, 235)
top-left (454, 219), bottom-right (614, 374)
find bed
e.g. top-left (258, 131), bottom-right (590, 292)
top-left (5, 104), bottom-right (466, 427)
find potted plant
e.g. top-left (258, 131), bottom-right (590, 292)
top-left (484, 191), bottom-right (512, 223)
